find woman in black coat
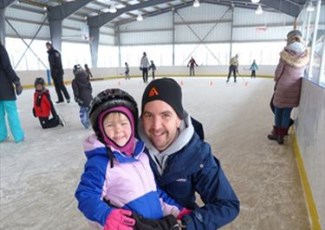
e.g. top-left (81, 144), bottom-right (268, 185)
top-left (0, 41), bottom-right (24, 143)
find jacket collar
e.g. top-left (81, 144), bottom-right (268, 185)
top-left (280, 48), bottom-right (309, 68)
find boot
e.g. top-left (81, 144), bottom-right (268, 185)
top-left (277, 127), bottom-right (286, 145)
top-left (267, 126), bottom-right (278, 141)
top-left (285, 119), bottom-right (294, 135)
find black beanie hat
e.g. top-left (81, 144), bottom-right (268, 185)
top-left (141, 78), bottom-right (184, 119)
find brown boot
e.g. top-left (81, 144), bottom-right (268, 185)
top-left (277, 127), bottom-right (286, 145)
top-left (267, 126), bottom-right (278, 141)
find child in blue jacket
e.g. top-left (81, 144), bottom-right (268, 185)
top-left (75, 88), bottom-right (190, 230)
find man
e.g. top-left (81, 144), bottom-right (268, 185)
top-left (138, 78), bottom-right (240, 229)
top-left (0, 41), bottom-right (24, 143)
top-left (46, 42), bottom-right (70, 103)
top-left (227, 54), bottom-right (239, 83)
top-left (140, 52), bottom-right (150, 83)
top-left (187, 57), bottom-right (198, 76)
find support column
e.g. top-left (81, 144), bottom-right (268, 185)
top-left (307, 0), bottom-right (322, 81)
top-left (116, 26), bottom-right (121, 67)
top-left (0, 0), bottom-right (16, 46)
top-left (49, 20), bottom-right (62, 51)
top-left (172, 10), bottom-right (175, 66)
top-left (89, 26), bottom-right (100, 68)
top-left (229, 6), bottom-right (234, 58)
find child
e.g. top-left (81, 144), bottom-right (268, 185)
top-left (32, 77), bottom-right (64, 128)
top-left (75, 88), bottom-right (190, 230)
top-left (149, 60), bottom-right (156, 80)
top-left (249, 60), bottom-right (258, 78)
top-left (72, 65), bottom-right (93, 129)
top-left (84, 64), bottom-right (93, 79)
top-left (124, 62), bottom-right (130, 80)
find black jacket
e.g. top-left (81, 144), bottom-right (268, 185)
top-left (47, 48), bottom-right (64, 78)
top-left (72, 70), bottom-right (93, 107)
top-left (0, 43), bottom-right (20, 100)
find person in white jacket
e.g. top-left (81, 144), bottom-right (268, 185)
top-left (140, 52), bottom-right (150, 83)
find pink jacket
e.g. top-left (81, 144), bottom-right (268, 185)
top-left (273, 47), bottom-right (309, 108)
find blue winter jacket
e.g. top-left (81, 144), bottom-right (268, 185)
top-left (75, 135), bottom-right (182, 228)
top-left (139, 112), bottom-right (240, 229)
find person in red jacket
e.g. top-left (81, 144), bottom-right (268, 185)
top-left (33, 77), bottom-right (64, 129)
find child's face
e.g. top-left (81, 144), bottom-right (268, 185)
top-left (103, 112), bottom-right (132, 147)
top-left (36, 84), bottom-right (43, 91)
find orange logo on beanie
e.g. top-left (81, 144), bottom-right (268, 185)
top-left (148, 87), bottom-right (159, 97)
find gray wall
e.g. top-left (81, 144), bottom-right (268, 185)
top-left (296, 79), bottom-right (325, 229)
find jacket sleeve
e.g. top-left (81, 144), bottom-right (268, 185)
top-left (75, 156), bottom-right (112, 226)
top-left (157, 188), bottom-right (183, 216)
top-left (183, 146), bottom-right (240, 230)
top-left (71, 80), bottom-right (79, 100)
top-left (0, 44), bottom-right (20, 84)
top-left (44, 93), bottom-right (57, 117)
top-left (274, 58), bottom-right (285, 82)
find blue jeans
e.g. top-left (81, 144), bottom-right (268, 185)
top-left (274, 106), bottom-right (293, 128)
top-left (0, 100), bottom-right (24, 142)
top-left (79, 106), bottom-right (90, 129)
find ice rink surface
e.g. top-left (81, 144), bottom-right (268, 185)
top-left (0, 77), bottom-right (309, 229)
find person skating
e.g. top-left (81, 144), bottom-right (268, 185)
top-left (149, 60), bottom-right (157, 80)
top-left (84, 64), bottom-right (93, 79)
top-left (250, 60), bottom-right (258, 78)
top-left (32, 77), bottom-right (65, 128)
top-left (46, 42), bottom-right (71, 103)
top-left (0, 41), bottom-right (24, 143)
top-left (125, 62), bottom-right (130, 80)
top-left (227, 54), bottom-right (239, 83)
top-left (140, 52), bottom-right (150, 83)
top-left (187, 57), bottom-right (198, 76)
top-left (72, 65), bottom-right (93, 129)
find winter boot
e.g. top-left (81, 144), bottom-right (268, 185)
top-left (285, 119), bottom-right (295, 135)
top-left (267, 126), bottom-right (278, 141)
top-left (277, 127), bottom-right (286, 145)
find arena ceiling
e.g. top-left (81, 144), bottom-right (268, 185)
top-left (4, 0), bottom-right (315, 29)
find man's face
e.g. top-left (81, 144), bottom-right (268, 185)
top-left (46, 44), bottom-right (51, 51)
top-left (142, 100), bottom-right (181, 151)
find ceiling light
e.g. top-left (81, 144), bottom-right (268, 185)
top-left (109, 4), bottom-right (117, 13)
top-left (137, 14), bottom-right (143, 21)
top-left (193, 0), bottom-right (200, 8)
top-left (251, 0), bottom-right (260, 3)
top-left (255, 4), bottom-right (263, 15)
top-left (306, 1), bottom-right (315, 12)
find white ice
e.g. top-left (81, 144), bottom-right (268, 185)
top-left (0, 77), bottom-right (309, 229)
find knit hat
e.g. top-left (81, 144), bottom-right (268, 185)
top-left (141, 78), bottom-right (184, 119)
top-left (287, 30), bottom-right (302, 41)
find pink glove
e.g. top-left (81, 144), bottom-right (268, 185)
top-left (177, 208), bottom-right (192, 220)
top-left (104, 209), bottom-right (135, 230)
